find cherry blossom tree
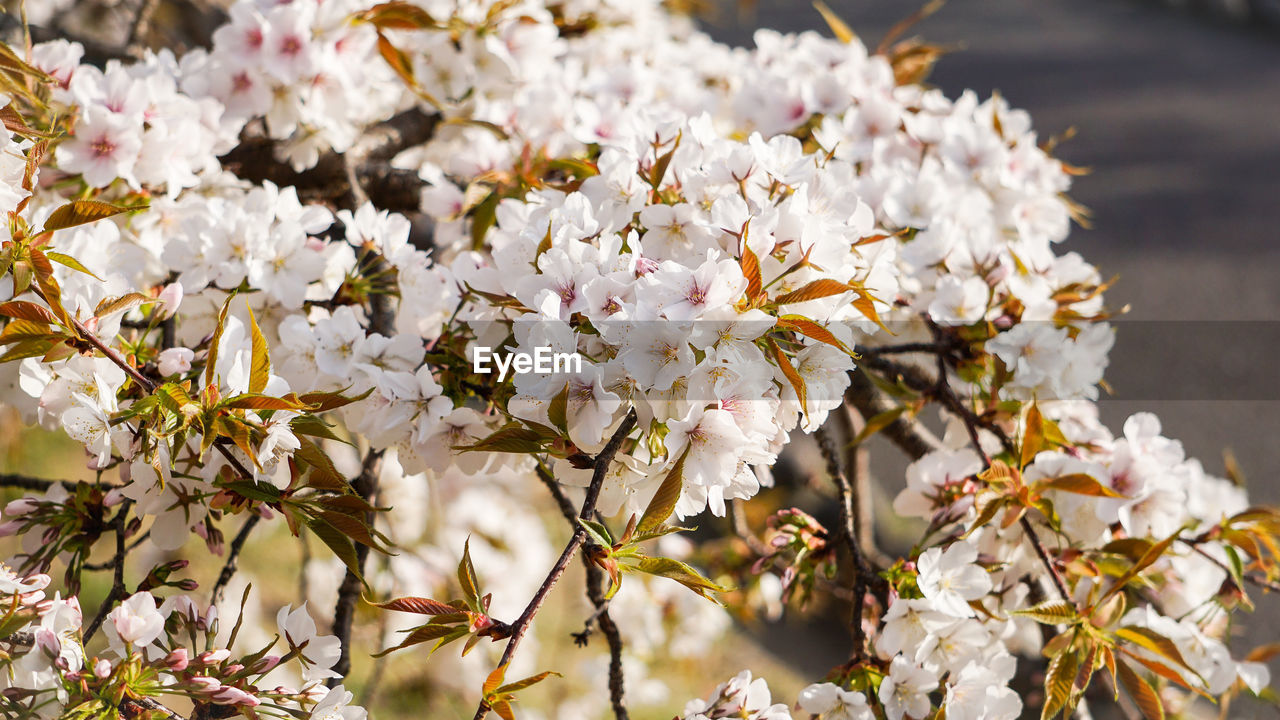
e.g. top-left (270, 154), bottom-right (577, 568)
top-left (0, 0), bottom-right (1274, 719)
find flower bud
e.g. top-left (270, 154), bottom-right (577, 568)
top-left (94, 659), bottom-right (112, 679)
top-left (164, 648), bottom-right (190, 672)
top-left (157, 347), bottom-right (195, 377)
top-left (156, 283), bottom-right (184, 319)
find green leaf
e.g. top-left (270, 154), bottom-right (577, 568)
top-left (46, 251), bottom-right (103, 281)
top-left (246, 301), bottom-right (271, 394)
top-left (848, 405), bottom-right (909, 447)
top-left (1012, 600), bottom-right (1079, 625)
top-left (371, 623), bottom-right (460, 657)
top-left (294, 436), bottom-right (348, 492)
top-left (1041, 649), bottom-right (1079, 720)
top-left (1115, 627), bottom-right (1195, 675)
top-left (458, 538), bottom-right (481, 609)
top-left (43, 200), bottom-right (133, 232)
top-left (632, 556), bottom-right (729, 603)
top-left (577, 518), bottom-right (613, 548)
top-left (221, 393), bottom-right (308, 411)
top-left (637, 449), bottom-right (687, 534)
top-left (306, 516), bottom-right (363, 579)
top-left (497, 670), bottom-right (562, 694)
top-left (547, 382), bottom-right (569, 434)
top-left (205, 296), bottom-right (233, 390)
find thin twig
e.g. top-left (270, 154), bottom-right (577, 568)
top-left (474, 411), bottom-right (637, 720)
top-left (211, 514), bottom-right (261, 605)
top-left (1185, 541), bottom-right (1280, 593)
top-left (83, 501), bottom-right (134, 643)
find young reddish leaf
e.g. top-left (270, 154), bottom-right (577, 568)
top-left (357, 1), bottom-right (438, 29)
top-left (93, 293), bottom-right (149, 319)
top-left (772, 278), bottom-right (852, 306)
top-left (1116, 660), bottom-right (1165, 720)
top-left (1036, 474), bottom-right (1125, 499)
top-left (850, 292), bottom-right (893, 334)
top-left (490, 700), bottom-right (516, 720)
top-left (637, 448), bottom-right (688, 534)
top-left (458, 424), bottom-right (546, 454)
top-left (483, 664), bottom-right (507, 697)
top-left (1021, 401), bottom-right (1046, 469)
top-left (776, 315), bottom-right (852, 354)
top-left (766, 338), bottom-right (807, 416)
top-left (368, 596), bottom-right (458, 616)
top-left (740, 239), bottom-right (764, 303)
top-left (0, 300), bottom-right (56, 324)
top-left (43, 200), bottom-right (133, 232)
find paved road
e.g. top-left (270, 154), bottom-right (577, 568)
top-left (702, 0), bottom-right (1280, 703)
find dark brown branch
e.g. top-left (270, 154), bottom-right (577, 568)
top-left (326, 449), bottom-right (383, 687)
top-left (844, 370), bottom-right (941, 460)
top-left (534, 465), bottom-right (628, 720)
top-left (474, 411), bottom-right (637, 720)
top-left (83, 500), bottom-right (134, 643)
top-left (120, 696), bottom-right (189, 720)
top-left (832, 399), bottom-right (891, 569)
top-left (814, 425), bottom-right (885, 666)
top-left (210, 513), bottom-right (260, 605)
top-left (124, 0), bottom-right (161, 58)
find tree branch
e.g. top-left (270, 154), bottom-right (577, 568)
top-left (327, 448), bottom-right (383, 687)
top-left (474, 411), bottom-right (637, 720)
top-left (83, 500), bottom-right (133, 644)
top-left (814, 424), bottom-right (886, 665)
top-left (210, 513), bottom-right (260, 605)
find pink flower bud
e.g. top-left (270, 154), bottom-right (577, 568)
top-left (211, 686), bottom-right (260, 706)
top-left (102, 488), bottom-right (125, 507)
top-left (94, 659), bottom-right (112, 679)
top-left (188, 676), bottom-right (222, 693)
top-left (249, 655), bottom-right (281, 674)
top-left (158, 347), bottom-right (195, 377)
top-left (164, 648), bottom-right (190, 671)
top-left (35, 629), bottom-right (60, 660)
top-left (4, 498), bottom-right (38, 516)
top-left (156, 283), bottom-right (184, 319)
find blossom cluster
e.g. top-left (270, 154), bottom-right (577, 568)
top-left (0, 0), bottom-right (1273, 717)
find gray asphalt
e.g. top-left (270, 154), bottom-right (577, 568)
top-left (701, 0), bottom-right (1280, 706)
